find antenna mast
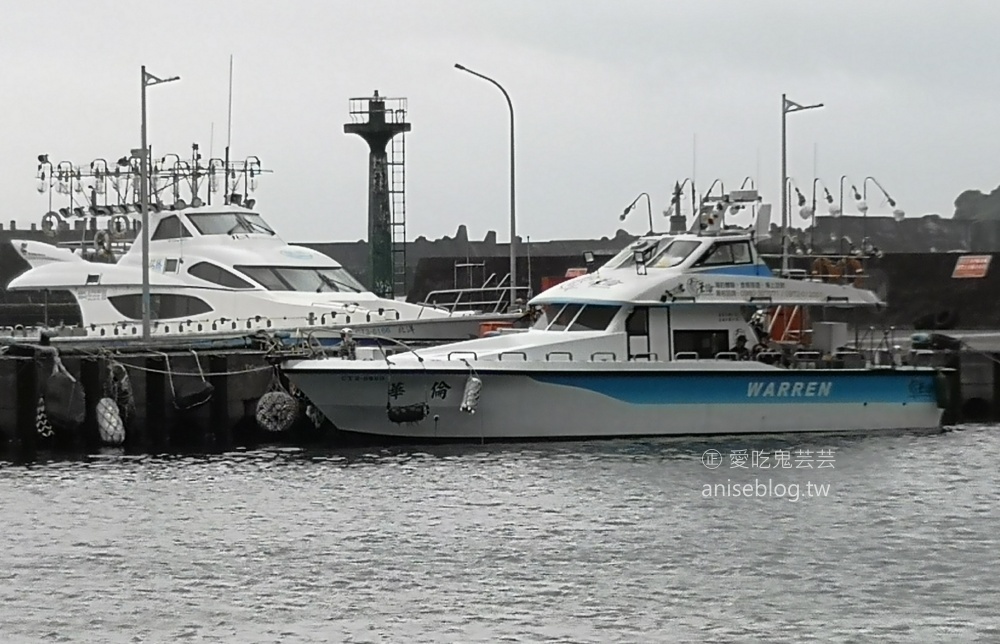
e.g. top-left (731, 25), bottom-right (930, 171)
top-left (224, 55), bottom-right (233, 204)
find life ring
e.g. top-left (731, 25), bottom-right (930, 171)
top-left (41, 211), bottom-right (60, 237)
top-left (109, 214), bottom-right (130, 238)
top-left (93, 229), bottom-right (112, 254)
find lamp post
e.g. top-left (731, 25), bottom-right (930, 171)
top-left (781, 94), bottom-right (823, 273)
top-left (809, 178), bottom-right (834, 252)
top-left (620, 192), bottom-right (653, 233)
top-left (784, 178), bottom-right (809, 255)
top-left (454, 63), bottom-right (517, 309)
top-left (862, 176), bottom-right (903, 253)
top-left (137, 66), bottom-right (179, 340)
top-left (835, 176), bottom-right (859, 255)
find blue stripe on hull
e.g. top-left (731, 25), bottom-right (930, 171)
top-left (529, 372), bottom-right (938, 405)
top-left (697, 264), bottom-right (774, 277)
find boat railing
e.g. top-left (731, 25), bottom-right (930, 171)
top-left (755, 351), bottom-right (783, 365)
top-left (674, 352), bottom-right (700, 360)
top-left (714, 351), bottom-right (738, 361)
top-left (590, 351), bottom-right (616, 362)
top-left (498, 351), bottom-right (527, 361)
top-left (420, 274), bottom-right (532, 315)
top-left (629, 353), bottom-right (658, 362)
top-left (447, 351), bottom-right (479, 361)
top-left (792, 350), bottom-right (822, 369)
top-left (545, 351), bottom-right (573, 362)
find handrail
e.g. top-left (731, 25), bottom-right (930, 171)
top-left (714, 351), bottom-right (738, 361)
top-left (630, 352), bottom-right (658, 361)
top-left (674, 352), bottom-right (699, 360)
top-left (545, 351), bottom-right (573, 362)
top-left (448, 351), bottom-right (478, 361)
top-left (590, 351), bottom-right (616, 362)
top-left (498, 351), bottom-right (527, 361)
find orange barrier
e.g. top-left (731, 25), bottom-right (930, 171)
top-left (767, 305), bottom-right (811, 344)
top-left (479, 321), bottom-right (514, 337)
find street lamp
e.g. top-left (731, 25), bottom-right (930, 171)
top-left (620, 192), bottom-right (653, 233)
top-left (455, 63), bottom-right (517, 309)
top-left (835, 176), bottom-right (860, 255)
top-left (137, 65), bottom-right (179, 340)
top-left (809, 178), bottom-right (834, 251)
top-left (36, 154), bottom-right (53, 211)
top-left (781, 94), bottom-right (823, 273)
top-left (862, 176), bottom-right (904, 251)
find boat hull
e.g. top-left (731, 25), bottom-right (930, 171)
top-left (285, 365), bottom-right (945, 440)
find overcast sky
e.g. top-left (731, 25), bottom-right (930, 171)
top-left (2, 1), bottom-right (998, 243)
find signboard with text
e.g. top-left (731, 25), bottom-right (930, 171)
top-left (952, 255), bottom-right (991, 279)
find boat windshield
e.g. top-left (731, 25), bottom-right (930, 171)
top-left (234, 265), bottom-right (367, 293)
top-left (531, 303), bottom-right (619, 331)
top-left (187, 212), bottom-right (276, 236)
top-left (601, 237), bottom-right (671, 269)
top-left (649, 239), bottom-right (702, 268)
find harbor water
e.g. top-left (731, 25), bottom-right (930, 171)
top-left (1, 426), bottom-right (998, 642)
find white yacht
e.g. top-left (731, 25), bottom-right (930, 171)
top-left (6, 201), bottom-right (514, 343)
top-left (281, 192), bottom-right (948, 440)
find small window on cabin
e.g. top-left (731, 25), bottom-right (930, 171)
top-left (673, 330), bottom-right (729, 359)
top-left (548, 303), bottom-right (583, 331)
top-left (568, 305), bottom-right (619, 331)
top-left (189, 262), bottom-right (254, 289)
top-left (698, 243), bottom-right (734, 265)
top-left (85, 274), bottom-right (100, 285)
top-left (151, 215), bottom-right (193, 241)
top-left (164, 259), bottom-right (179, 273)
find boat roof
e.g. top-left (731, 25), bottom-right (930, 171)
top-left (530, 231), bottom-right (884, 308)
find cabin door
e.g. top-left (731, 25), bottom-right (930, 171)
top-left (626, 306), bottom-right (650, 360)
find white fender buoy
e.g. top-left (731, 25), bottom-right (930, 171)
top-left (256, 391), bottom-right (299, 432)
top-left (460, 375), bottom-right (482, 414)
top-left (96, 397), bottom-right (125, 446)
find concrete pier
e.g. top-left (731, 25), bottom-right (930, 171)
top-left (0, 341), bottom-right (334, 462)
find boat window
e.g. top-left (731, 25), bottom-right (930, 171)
top-left (188, 262), bottom-right (254, 289)
top-left (234, 265), bottom-right (366, 293)
top-left (650, 240), bottom-right (701, 268)
top-left (164, 259), bottom-right (179, 273)
top-left (151, 215), bottom-right (193, 241)
top-left (673, 330), bottom-right (729, 359)
top-left (108, 294), bottom-right (213, 320)
top-left (548, 303), bottom-right (582, 331)
top-left (603, 237), bottom-right (672, 269)
top-left (696, 241), bottom-right (753, 266)
top-left (568, 305), bottom-right (619, 331)
top-left (531, 304), bottom-right (563, 330)
top-left (187, 212), bottom-right (276, 236)
top-left (626, 306), bottom-right (649, 335)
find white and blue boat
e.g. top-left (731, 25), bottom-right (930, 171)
top-left (282, 191), bottom-right (949, 440)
